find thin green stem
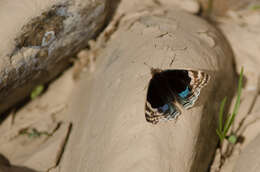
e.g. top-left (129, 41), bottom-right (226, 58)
top-left (216, 67), bottom-right (244, 144)
top-left (207, 0), bottom-right (214, 17)
top-left (218, 97), bottom-right (227, 132)
top-left (224, 67), bottom-right (243, 136)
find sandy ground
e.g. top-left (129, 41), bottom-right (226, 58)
top-left (210, 5), bottom-right (260, 172)
top-left (0, 0), bottom-right (260, 171)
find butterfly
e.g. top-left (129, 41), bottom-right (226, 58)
top-left (145, 68), bottom-right (210, 124)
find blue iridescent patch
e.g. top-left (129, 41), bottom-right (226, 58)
top-left (159, 104), bottom-right (169, 113)
top-left (178, 86), bottom-right (190, 98)
top-left (145, 69), bottom-right (210, 124)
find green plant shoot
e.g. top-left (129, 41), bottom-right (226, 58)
top-left (31, 85), bottom-right (44, 99)
top-left (216, 67), bottom-right (243, 143)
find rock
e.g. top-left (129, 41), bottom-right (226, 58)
top-left (0, 0), bottom-right (117, 114)
top-left (60, 6), bottom-right (236, 172)
top-left (218, 10), bottom-right (260, 91)
top-left (199, 0), bottom-right (253, 16)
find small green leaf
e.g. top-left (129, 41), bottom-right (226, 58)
top-left (251, 5), bottom-right (260, 10)
top-left (228, 135), bottom-right (237, 144)
top-left (31, 85), bottom-right (44, 99)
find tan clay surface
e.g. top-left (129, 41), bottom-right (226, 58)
top-left (0, 0), bottom-right (260, 172)
top-left (60, 6), bottom-right (235, 172)
top-left (0, 69), bottom-right (75, 171)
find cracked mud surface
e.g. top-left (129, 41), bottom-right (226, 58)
top-left (0, 0), bottom-right (260, 171)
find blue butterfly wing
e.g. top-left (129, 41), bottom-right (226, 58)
top-left (145, 69), bottom-right (209, 124)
